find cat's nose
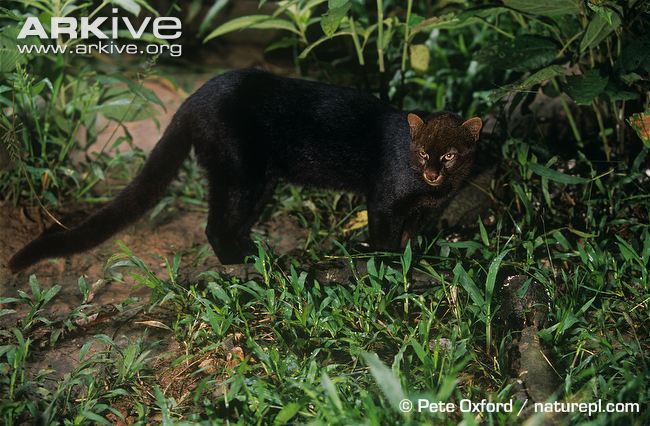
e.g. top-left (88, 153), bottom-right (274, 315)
top-left (423, 169), bottom-right (443, 186)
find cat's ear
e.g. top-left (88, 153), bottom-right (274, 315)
top-left (461, 117), bottom-right (482, 142)
top-left (407, 113), bottom-right (424, 137)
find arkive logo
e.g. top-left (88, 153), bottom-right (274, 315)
top-left (16, 8), bottom-right (183, 57)
top-left (17, 8), bottom-right (181, 40)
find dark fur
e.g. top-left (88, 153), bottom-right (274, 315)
top-left (9, 68), bottom-right (481, 272)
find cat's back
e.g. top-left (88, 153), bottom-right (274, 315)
top-left (193, 68), bottom-right (390, 120)
top-left (187, 69), bottom-right (401, 190)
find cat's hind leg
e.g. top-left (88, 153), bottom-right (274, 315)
top-left (205, 171), bottom-right (275, 264)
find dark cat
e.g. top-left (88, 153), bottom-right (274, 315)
top-left (9, 68), bottom-right (481, 272)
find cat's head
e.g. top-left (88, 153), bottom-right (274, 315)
top-left (407, 113), bottom-right (482, 189)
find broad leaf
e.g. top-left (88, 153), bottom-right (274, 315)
top-left (491, 65), bottom-right (564, 99)
top-left (604, 82), bottom-right (638, 102)
top-left (580, 12), bottom-right (621, 52)
top-left (409, 44), bottom-right (429, 73)
top-left (503, 0), bottom-right (579, 16)
top-left (563, 69), bottom-right (608, 105)
top-left (617, 34), bottom-right (650, 72)
top-left (328, 0), bottom-right (349, 7)
top-left (0, 48), bottom-right (21, 73)
top-left (409, 14), bottom-right (481, 39)
top-left (321, 3), bottom-right (351, 37)
top-left (477, 35), bottom-right (558, 72)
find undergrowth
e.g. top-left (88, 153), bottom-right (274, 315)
top-left (1, 0), bottom-right (649, 425)
top-left (1, 138), bottom-right (648, 424)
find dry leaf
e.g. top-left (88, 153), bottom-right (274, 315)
top-left (135, 320), bottom-right (172, 331)
top-left (342, 210), bottom-right (368, 234)
top-left (629, 112), bottom-right (650, 145)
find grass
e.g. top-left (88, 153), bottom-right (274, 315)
top-left (1, 136), bottom-right (648, 424)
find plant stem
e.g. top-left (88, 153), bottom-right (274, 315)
top-left (593, 100), bottom-right (610, 161)
top-left (401, 0), bottom-right (413, 72)
top-left (349, 17), bottom-right (365, 66)
top-left (376, 0), bottom-right (385, 73)
top-left (551, 78), bottom-right (583, 146)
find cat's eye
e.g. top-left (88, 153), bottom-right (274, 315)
top-left (442, 153), bottom-right (456, 161)
top-left (419, 150), bottom-right (429, 160)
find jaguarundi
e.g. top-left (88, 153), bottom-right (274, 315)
top-left (9, 68), bottom-right (482, 273)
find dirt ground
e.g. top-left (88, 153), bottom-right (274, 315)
top-left (1, 201), bottom-right (304, 377)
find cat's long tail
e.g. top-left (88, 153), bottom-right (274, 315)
top-left (9, 111), bottom-right (192, 273)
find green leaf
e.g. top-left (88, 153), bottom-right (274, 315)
top-left (0, 309), bottom-right (16, 318)
top-left (563, 69), bottom-right (608, 105)
top-left (503, 0), bottom-right (580, 16)
top-left (299, 31), bottom-right (353, 59)
top-left (79, 410), bottom-right (111, 426)
top-left (616, 236), bottom-right (642, 264)
top-left (362, 352), bottom-right (407, 412)
top-left (401, 241), bottom-right (412, 273)
top-left (42, 285), bottom-right (61, 305)
top-left (409, 14), bottom-right (481, 39)
top-left (580, 12), bottom-right (621, 52)
top-left (478, 217), bottom-right (489, 246)
top-left (204, 15), bottom-right (299, 42)
top-left (587, 2), bottom-right (620, 24)
top-left (79, 340), bottom-right (94, 361)
top-left (477, 35), bottom-right (558, 72)
top-left (567, 227), bottom-right (597, 238)
top-left (491, 65), bottom-right (564, 99)
top-left (453, 263), bottom-right (484, 307)
top-left (92, 97), bottom-right (157, 122)
top-left (116, 30), bottom-right (169, 45)
top-left (321, 3), bottom-right (351, 37)
top-left (274, 403), bottom-right (301, 425)
top-left (409, 44), bottom-right (430, 73)
top-left (321, 373), bottom-right (343, 410)
top-left (527, 162), bottom-right (589, 184)
top-left (199, 0), bottom-right (230, 34)
top-left (486, 249), bottom-right (511, 304)
top-left (604, 82), bottom-right (639, 102)
top-left (265, 37), bottom-right (296, 53)
top-left (408, 13), bottom-right (425, 27)
top-left (29, 274), bottom-right (41, 299)
top-left (328, 0), bottom-right (348, 7)
top-left (617, 34), bottom-right (650, 72)
top-left (111, 0), bottom-right (141, 16)
top-left (96, 75), bottom-right (165, 108)
top-left (0, 48), bottom-right (22, 73)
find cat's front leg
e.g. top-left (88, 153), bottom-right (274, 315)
top-left (367, 205), bottom-right (404, 252)
top-left (400, 206), bottom-right (434, 249)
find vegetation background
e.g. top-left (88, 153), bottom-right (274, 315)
top-left (0, 0), bottom-right (648, 424)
